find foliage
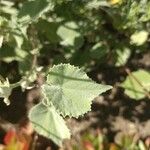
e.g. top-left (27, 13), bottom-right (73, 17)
top-left (0, 0), bottom-right (150, 147)
top-left (73, 131), bottom-right (150, 150)
top-left (1, 0), bottom-right (150, 69)
top-left (42, 64), bottom-right (111, 117)
top-left (29, 103), bottom-right (71, 146)
top-left (121, 70), bottom-right (150, 100)
top-left (29, 64), bottom-right (111, 145)
top-left (0, 78), bottom-right (12, 105)
top-left (2, 129), bottom-right (30, 150)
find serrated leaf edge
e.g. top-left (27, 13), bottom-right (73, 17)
top-left (28, 103), bottom-right (71, 146)
top-left (44, 63), bottom-right (112, 118)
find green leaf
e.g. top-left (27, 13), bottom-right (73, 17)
top-left (29, 102), bottom-right (70, 146)
top-left (138, 140), bottom-right (147, 150)
top-left (36, 20), bottom-right (60, 43)
top-left (0, 45), bottom-right (16, 62)
top-left (86, 0), bottom-right (110, 9)
top-left (130, 30), bottom-right (149, 46)
top-left (70, 50), bottom-right (91, 67)
top-left (89, 43), bottom-right (108, 59)
top-left (57, 22), bottom-right (84, 49)
top-left (18, 0), bottom-right (53, 22)
top-left (0, 0), bottom-right (17, 15)
top-left (42, 64), bottom-right (112, 117)
top-left (0, 79), bottom-right (12, 105)
top-left (0, 44), bottom-right (29, 63)
top-left (13, 34), bottom-right (24, 49)
top-left (18, 53), bottom-right (32, 74)
top-left (115, 133), bottom-right (134, 148)
top-left (121, 70), bottom-right (150, 100)
top-left (115, 47), bottom-right (131, 67)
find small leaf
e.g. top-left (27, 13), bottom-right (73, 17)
top-left (86, 0), bottom-right (110, 9)
top-left (29, 102), bottom-right (70, 146)
top-left (0, 79), bottom-right (12, 105)
top-left (130, 31), bottom-right (149, 46)
top-left (115, 47), bottom-right (131, 67)
top-left (13, 35), bottom-right (24, 49)
top-left (18, 0), bottom-right (53, 22)
top-left (138, 140), bottom-right (146, 150)
top-left (42, 64), bottom-right (112, 117)
top-left (57, 22), bottom-right (84, 48)
top-left (121, 70), bottom-right (150, 100)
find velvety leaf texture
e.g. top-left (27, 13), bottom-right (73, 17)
top-left (29, 102), bottom-right (70, 146)
top-left (42, 64), bottom-right (112, 117)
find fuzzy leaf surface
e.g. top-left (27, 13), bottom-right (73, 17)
top-left (42, 64), bottom-right (112, 117)
top-left (29, 102), bottom-right (70, 146)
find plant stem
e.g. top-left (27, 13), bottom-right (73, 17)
top-left (29, 24), bottom-right (39, 70)
top-left (125, 68), bottom-right (150, 99)
top-left (10, 81), bottom-right (22, 89)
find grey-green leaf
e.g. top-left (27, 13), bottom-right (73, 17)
top-left (0, 79), bottom-right (12, 105)
top-left (42, 64), bottom-right (112, 117)
top-left (115, 47), bottom-right (131, 67)
top-left (29, 102), bottom-right (70, 146)
top-left (121, 70), bottom-right (150, 100)
top-left (57, 22), bottom-right (84, 49)
top-left (130, 30), bottom-right (149, 46)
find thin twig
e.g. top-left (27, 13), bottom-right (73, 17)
top-left (29, 24), bottom-right (39, 70)
top-left (125, 68), bottom-right (150, 99)
top-left (30, 133), bottom-right (38, 150)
